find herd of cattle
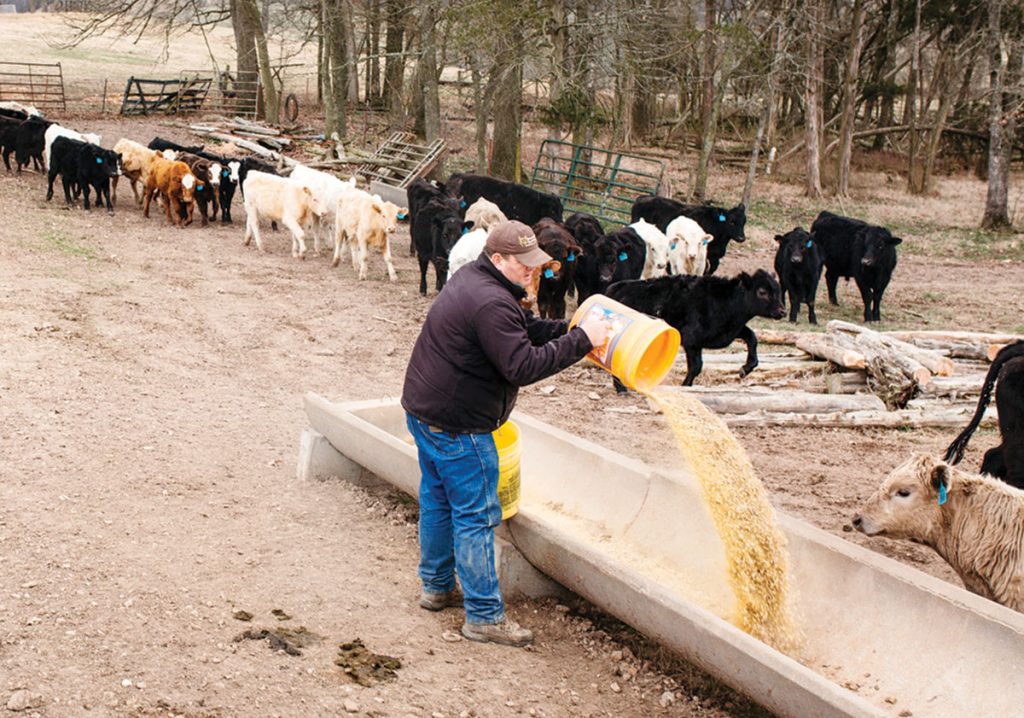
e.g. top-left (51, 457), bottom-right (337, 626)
top-left (4, 103), bottom-right (1023, 614)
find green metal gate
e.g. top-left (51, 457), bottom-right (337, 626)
top-left (531, 140), bottom-right (665, 227)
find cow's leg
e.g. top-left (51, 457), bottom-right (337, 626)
top-left (807, 298), bottom-right (818, 325)
top-left (826, 268), bottom-right (840, 304)
top-left (856, 277), bottom-right (874, 322)
top-left (788, 288), bottom-right (800, 323)
top-left (46, 169), bottom-right (57, 201)
top-left (142, 185), bottom-right (154, 218)
top-left (82, 182), bottom-right (93, 211)
top-left (61, 175), bottom-right (74, 206)
top-left (434, 259), bottom-right (447, 292)
top-left (102, 181), bottom-right (113, 213)
top-left (613, 376), bottom-right (628, 394)
top-left (737, 325), bottom-right (759, 378)
top-left (382, 240), bottom-right (397, 282)
top-left (244, 207), bottom-right (263, 251)
top-left (183, 200), bottom-right (194, 227)
top-left (331, 228), bottom-right (346, 268)
top-left (349, 234), bottom-right (360, 271)
top-left (418, 255), bottom-right (430, 295)
top-left (282, 216), bottom-right (307, 258)
top-left (357, 240), bottom-right (369, 281)
top-left (704, 255), bottom-right (719, 275)
top-left (167, 193), bottom-right (181, 226)
top-left (682, 345), bottom-right (703, 386)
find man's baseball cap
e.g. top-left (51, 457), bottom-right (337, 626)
top-left (484, 220), bottom-right (553, 267)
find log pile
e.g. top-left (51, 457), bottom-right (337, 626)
top-left (656, 322), bottom-right (1020, 428)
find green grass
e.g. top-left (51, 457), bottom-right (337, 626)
top-left (40, 231), bottom-right (98, 260)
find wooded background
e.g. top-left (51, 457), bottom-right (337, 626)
top-left (55, 0), bottom-right (1024, 229)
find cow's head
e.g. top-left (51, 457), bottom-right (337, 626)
top-left (740, 268), bottom-right (785, 319)
top-left (227, 160), bottom-right (241, 184)
top-left (720, 203), bottom-right (747, 242)
top-left (208, 162), bottom-right (223, 187)
top-left (303, 186), bottom-right (324, 218)
top-left (432, 210), bottom-right (472, 270)
top-left (859, 227), bottom-right (902, 268)
top-left (564, 213), bottom-right (604, 248)
top-left (180, 173), bottom-right (196, 202)
top-left (774, 227), bottom-right (815, 266)
top-left (666, 219), bottom-right (711, 276)
top-left (161, 148), bottom-right (178, 161)
top-left (594, 235), bottom-right (626, 285)
top-left (381, 201), bottom-right (408, 233)
top-left (852, 454), bottom-right (950, 540)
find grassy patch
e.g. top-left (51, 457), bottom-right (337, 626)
top-left (40, 231), bottom-right (98, 260)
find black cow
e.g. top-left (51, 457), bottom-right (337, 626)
top-left (609, 227), bottom-right (646, 284)
top-left (46, 136), bottom-right (121, 212)
top-left (446, 173), bottom-right (563, 225)
top-left (413, 195), bottom-right (471, 295)
top-left (564, 212), bottom-right (604, 247)
top-left (773, 227), bottom-right (824, 324)
top-left (944, 341), bottom-right (1024, 489)
top-left (607, 269), bottom-right (785, 388)
top-left (407, 179), bottom-right (452, 256)
top-left (533, 219), bottom-right (582, 319)
top-left (147, 136), bottom-right (205, 156)
top-left (0, 117), bottom-right (21, 172)
top-left (14, 116), bottom-right (49, 173)
top-left (630, 195), bottom-right (747, 275)
top-left (811, 211), bottom-right (901, 323)
top-left (574, 230), bottom-right (630, 303)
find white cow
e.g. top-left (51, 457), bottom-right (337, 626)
top-left (290, 164), bottom-right (359, 253)
top-left (242, 171), bottom-right (324, 258)
top-left (464, 198), bottom-right (507, 233)
top-left (628, 218), bottom-right (670, 278)
top-left (332, 193), bottom-right (406, 281)
top-left (44, 124), bottom-right (102, 170)
top-left (854, 453), bottom-right (1024, 612)
top-left (446, 228), bottom-right (488, 280)
top-left (665, 215), bottom-right (713, 276)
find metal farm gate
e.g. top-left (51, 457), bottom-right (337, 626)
top-left (0, 61), bottom-right (66, 111)
top-left (531, 139), bottom-right (665, 227)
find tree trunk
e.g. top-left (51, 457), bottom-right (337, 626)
top-left (982, 0), bottom-right (1013, 230)
top-left (836, 0), bottom-right (865, 197)
top-left (804, 0), bottom-right (823, 198)
top-left (382, 0), bottom-right (407, 124)
top-left (366, 0), bottom-right (381, 105)
top-left (906, 0), bottom-right (924, 194)
top-left (418, 0), bottom-right (441, 145)
top-left (231, 0), bottom-right (260, 112)
top-left (342, 0), bottom-right (360, 104)
top-left (323, 0), bottom-right (348, 139)
top-left (873, 0), bottom-right (899, 149)
top-left (236, 0), bottom-right (278, 123)
top-left (490, 35), bottom-right (523, 181)
top-left (693, 0), bottom-right (717, 201)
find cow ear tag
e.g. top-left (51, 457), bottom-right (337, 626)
top-left (618, 251), bottom-right (627, 261)
top-left (543, 268), bottom-right (554, 279)
top-left (96, 157), bottom-right (103, 164)
top-left (223, 169), bottom-right (229, 176)
top-left (806, 240), bottom-right (812, 248)
top-left (461, 226), bottom-right (468, 235)
top-left (938, 482), bottom-right (947, 505)
top-left (198, 184), bottom-right (204, 190)
top-left (718, 213), bottom-right (725, 222)
top-left (460, 200), bottom-right (466, 208)
top-left (670, 242), bottom-right (677, 250)
top-left (567, 252), bottom-right (575, 262)
top-left (397, 211), bottom-right (406, 219)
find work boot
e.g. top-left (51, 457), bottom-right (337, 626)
top-left (461, 618), bottom-right (533, 647)
top-left (419, 588), bottom-right (463, 612)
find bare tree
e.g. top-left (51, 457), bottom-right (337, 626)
top-left (981, 0), bottom-right (1015, 229)
top-left (804, 0), bottom-right (824, 198)
top-left (836, 0), bottom-right (865, 197)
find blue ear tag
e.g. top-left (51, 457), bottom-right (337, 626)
top-left (806, 240), bottom-right (813, 248)
top-left (223, 169), bottom-right (229, 177)
top-left (938, 482), bottom-right (947, 505)
top-left (567, 252), bottom-right (575, 262)
top-left (618, 251), bottom-right (627, 261)
top-left (718, 213), bottom-right (726, 222)
top-left (461, 226), bottom-right (468, 235)
top-left (96, 157), bottom-right (103, 164)
top-left (543, 268), bottom-right (554, 279)
top-left (197, 184), bottom-right (204, 191)
top-left (460, 200), bottom-right (466, 208)
top-left (670, 242), bottom-right (677, 250)
top-left (397, 212), bottom-right (406, 219)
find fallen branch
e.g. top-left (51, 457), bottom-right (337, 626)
top-left (795, 333), bottom-right (866, 369)
top-left (828, 320), bottom-right (955, 376)
top-left (656, 388), bottom-right (885, 414)
top-left (717, 406), bottom-right (997, 429)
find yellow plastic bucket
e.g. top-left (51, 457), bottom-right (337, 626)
top-left (570, 294), bottom-right (681, 392)
top-left (492, 420), bottom-right (521, 520)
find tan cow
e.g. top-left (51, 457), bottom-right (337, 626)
top-left (464, 197), bottom-right (507, 233)
top-left (142, 156), bottom-right (196, 227)
top-left (333, 191), bottom-right (407, 281)
top-left (112, 138), bottom-right (159, 206)
top-left (853, 453), bottom-right (1024, 612)
top-left (242, 171), bottom-right (323, 258)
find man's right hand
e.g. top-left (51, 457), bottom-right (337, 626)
top-left (579, 313), bottom-right (611, 349)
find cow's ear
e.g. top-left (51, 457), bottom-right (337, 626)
top-left (463, 220), bottom-right (475, 231)
top-left (738, 272), bottom-right (753, 288)
top-left (888, 235), bottom-right (903, 246)
top-left (930, 463), bottom-right (950, 499)
top-left (774, 234), bottom-right (784, 244)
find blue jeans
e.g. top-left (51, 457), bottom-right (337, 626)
top-left (406, 413), bottom-right (504, 624)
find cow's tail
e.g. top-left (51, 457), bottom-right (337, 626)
top-left (944, 340), bottom-right (1024, 464)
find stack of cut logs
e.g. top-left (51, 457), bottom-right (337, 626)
top-left (636, 322), bottom-right (1019, 429)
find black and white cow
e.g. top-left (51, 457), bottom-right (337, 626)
top-left (630, 195), bottom-right (747, 275)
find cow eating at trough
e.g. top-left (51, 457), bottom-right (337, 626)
top-left (606, 269), bottom-right (785, 388)
top-left (853, 453), bottom-right (1024, 612)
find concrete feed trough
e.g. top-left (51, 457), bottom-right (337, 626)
top-left (302, 394), bottom-right (1024, 718)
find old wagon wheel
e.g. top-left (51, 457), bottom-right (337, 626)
top-left (283, 93), bottom-right (299, 124)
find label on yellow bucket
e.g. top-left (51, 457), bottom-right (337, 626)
top-left (493, 421), bottom-right (521, 520)
top-left (579, 306), bottom-right (637, 371)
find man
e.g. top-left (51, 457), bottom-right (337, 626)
top-left (402, 220), bottom-right (609, 647)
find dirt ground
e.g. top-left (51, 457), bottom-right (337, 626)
top-left (2, 108), bottom-right (1023, 718)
